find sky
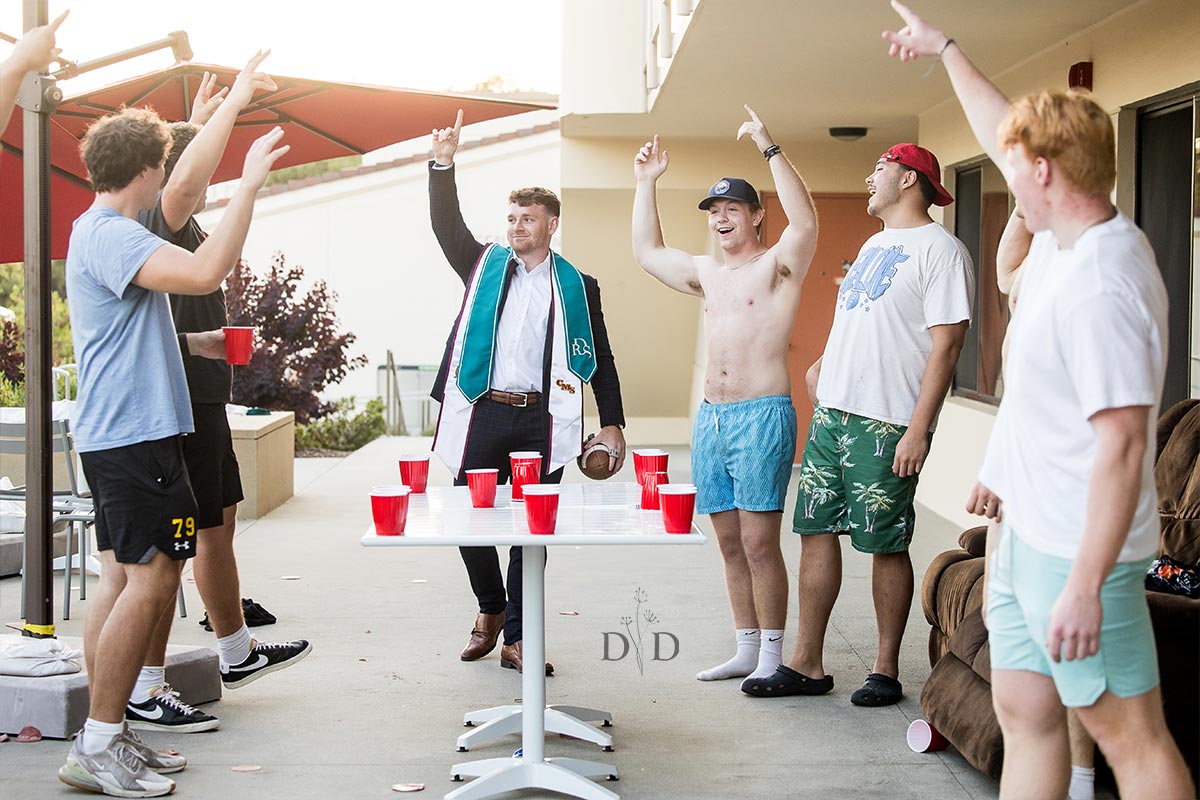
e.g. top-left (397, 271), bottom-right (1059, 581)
top-left (0, 1), bottom-right (562, 96)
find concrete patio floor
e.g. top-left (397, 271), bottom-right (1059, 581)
top-left (0, 435), bottom-right (1008, 799)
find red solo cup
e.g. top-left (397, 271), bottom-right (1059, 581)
top-left (466, 468), bottom-right (499, 508)
top-left (906, 719), bottom-right (949, 753)
top-left (659, 484), bottom-right (698, 533)
top-left (641, 470), bottom-right (668, 510)
top-left (509, 451), bottom-right (542, 502)
top-left (398, 454), bottom-right (431, 494)
top-left (222, 326), bottom-right (254, 365)
top-left (522, 484), bottom-right (560, 535)
top-left (633, 449), bottom-right (668, 485)
top-left (370, 485), bottom-right (411, 536)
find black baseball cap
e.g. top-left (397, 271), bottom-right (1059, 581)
top-left (698, 177), bottom-right (759, 210)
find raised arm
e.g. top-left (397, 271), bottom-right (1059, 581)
top-left (996, 206), bottom-right (1032, 301)
top-left (429, 109), bottom-right (485, 283)
top-left (632, 135), bottom-right (703, 296)
top-left (883, 1), bottom-right (1012, 178)
top-left (738, 105), bottom-right (817, 279)
top-left (134, 127), bottom-right (289, 295)
top-left (160, 51), bottom-right (275, 233)
top-left (0, 11), bottom-right (66, 134)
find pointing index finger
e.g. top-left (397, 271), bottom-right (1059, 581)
top-left (48, 9), bottom-right (69, 33)
top-left (744, 104), bottom-right (760, 123)
top-left (453, 109), bottom-right (464, 136)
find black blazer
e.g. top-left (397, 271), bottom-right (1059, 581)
top-left (428, 162), bottom-right (625, 429)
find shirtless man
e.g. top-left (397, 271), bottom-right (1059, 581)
top-left (632, 106), bottom-right (818, 691)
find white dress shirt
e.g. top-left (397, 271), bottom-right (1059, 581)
top-left (491, 252), bottom-right (553, 393)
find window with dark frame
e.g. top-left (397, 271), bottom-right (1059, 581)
top-left (951, 161), bottom-right (1012, 404)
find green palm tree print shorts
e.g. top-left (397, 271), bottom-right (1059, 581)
top-left (792, 404), bottom-right (927, 554)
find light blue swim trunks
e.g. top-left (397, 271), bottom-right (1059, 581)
top-left (691, 395), bottom-right (797, 516)
top-left (987, 523), bottom-right (1159, 707)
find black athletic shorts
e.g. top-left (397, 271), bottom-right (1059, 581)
top-left (80, 436), bottom-right (200, 564)
top-left (181, 403), bottom-right (244, 529)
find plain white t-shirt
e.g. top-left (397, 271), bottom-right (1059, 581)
top-left (978, 212), bottom-right (1166, 562)
top-left (817, 222), bottom-right (974, 427)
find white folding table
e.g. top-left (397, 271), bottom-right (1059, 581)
top-left (362, 482), bottom-right (704, 800)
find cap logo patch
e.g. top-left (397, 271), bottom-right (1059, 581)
top-left (713, 180), bottom-right (730, 194)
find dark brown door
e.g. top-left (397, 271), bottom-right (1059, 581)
top-left (761, 192), bottom-right (880, 462)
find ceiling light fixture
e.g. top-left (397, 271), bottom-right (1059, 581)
top-left (829, 127), bottom-right (868, 142)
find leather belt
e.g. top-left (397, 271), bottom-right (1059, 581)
top-left (486, 390), bottom-right (542, 408)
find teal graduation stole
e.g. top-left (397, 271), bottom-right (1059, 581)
top-left (456, 244), bottom-right (596, 403)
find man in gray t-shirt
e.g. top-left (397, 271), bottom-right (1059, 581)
top-left (60, 106), bottom-right (288, 799)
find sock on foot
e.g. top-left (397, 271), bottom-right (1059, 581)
top-left (80, 718), bottom-right (124, 755)
top-left (129, 665), bottom-right (165, 705)
top-left (745, 629), bottom-right (783, 681)
top-left (697, 628), bottom-right (760, 681)
top-left (217, 624), bottom-right (253, 668)
top-left (1068, 766), bottom-right (1095, 800)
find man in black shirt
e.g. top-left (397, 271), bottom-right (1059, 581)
top-left (429, 111), bottom-right (626, 674)
top-left (126, 52), bottom-right (311, 734)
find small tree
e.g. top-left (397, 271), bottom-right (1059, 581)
top-left (224, 253), bottom-right (368, 424)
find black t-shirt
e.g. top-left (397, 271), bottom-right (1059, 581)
top-left (135, 196), bottom-right (232, 404)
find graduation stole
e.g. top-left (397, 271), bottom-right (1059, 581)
top-left (455, 243), bottom-right (597, 402)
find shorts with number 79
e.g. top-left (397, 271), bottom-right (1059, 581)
top-left (81, 435), bottom-right (200, 564)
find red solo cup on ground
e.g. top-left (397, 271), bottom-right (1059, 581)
top-left (641, 470), bottom-right (668, 511)
top-left (509, 451), bottom-right (542, 502)
top-left (659, 484), bottom-right (698, 533)
top-left (522, 484), bottom-right (560, 535)
top-left (632, 449), bottom-right (668, 486)
top-left (466, 468), bottom-right (499, 508)
top-left (906, 719), bottom-right (949, 753)
top-left (222, 326), bottom-right (254, 365)
top-left (398, 454), bottom-right (431, 494)
top-left (370, 485), bottom-right (411, 536)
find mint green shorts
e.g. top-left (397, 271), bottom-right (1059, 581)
top-left (987, 524), bottom-right (1159, 707)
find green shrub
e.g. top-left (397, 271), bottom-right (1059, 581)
top-left (0, 374), bottom-right (24, 407)
top-left (294, 397), bottom-right (386, 452)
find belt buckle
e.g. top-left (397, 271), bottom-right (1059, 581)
top-left (510, 391), bottom-right (529, 408)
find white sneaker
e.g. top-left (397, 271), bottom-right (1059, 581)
top-left (58, 735), bottom-right (176, 797)
top-left (121, 723), bottom-right (187, 773)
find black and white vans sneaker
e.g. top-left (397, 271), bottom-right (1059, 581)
top-left (125, 684), bottom-right (219, 733)
top-left (220, 639), bottom-right (312, 689)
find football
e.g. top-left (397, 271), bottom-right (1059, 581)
top-left (577, 441), bottom-right (615, 481)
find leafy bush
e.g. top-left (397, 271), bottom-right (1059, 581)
top-left (224, 253), bottom-right (368, 424)
top-left (0, 374), bottom-right (24, 407)
top-left (0, 262), bottom-right (75, 385)
top-left (294, 397), bottom-right (385, 451)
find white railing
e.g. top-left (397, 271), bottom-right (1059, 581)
top-left (645, 0), bottom-right (696, 94)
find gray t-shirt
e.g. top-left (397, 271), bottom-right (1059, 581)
top-left (66, 206), bottom-right (194, 452)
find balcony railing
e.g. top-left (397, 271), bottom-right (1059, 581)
top-left (645, 0), bottom-right (696, 99)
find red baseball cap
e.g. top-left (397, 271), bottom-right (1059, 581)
top-left (881, 144), bottom-right (954, 207)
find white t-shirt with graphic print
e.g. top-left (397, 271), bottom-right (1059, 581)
top-left (978, 212), bottom-right (1166, 563)
top-left (816, 222), bottom-right (974, 427)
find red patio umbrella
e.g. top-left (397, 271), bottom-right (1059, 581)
top-left (1, 62), bottom-right (553, 262)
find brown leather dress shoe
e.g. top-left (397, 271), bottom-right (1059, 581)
top-left (460, 612), bottom-right (504, 661)
top-left (499, 641), bottom-right (554, 676)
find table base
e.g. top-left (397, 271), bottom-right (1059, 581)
top-left (458, 704), bottom-right (614, 751)
top-left (448, 757), bottom-right (619, 800)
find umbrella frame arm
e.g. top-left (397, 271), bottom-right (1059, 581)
top-left (49, 30), bottom-right (192, 82)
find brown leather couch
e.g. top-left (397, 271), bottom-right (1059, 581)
top-left (919, 398), bottom-right (1200, 784)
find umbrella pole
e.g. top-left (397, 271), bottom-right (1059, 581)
top-left (20, 0), bottom-right (55, 639)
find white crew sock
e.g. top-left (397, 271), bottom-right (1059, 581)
top-left (696, 629), bottom-right (760, 681)
top-left (1067, 766), bottom-right (1095, 800)
top-left (129, 665), bottom-right (165, 705)
top-left (80, 718), bottom-right (124, 755)
top-left (746, 629), bottom-right (784, 680)
top-left (217, 624), bottom-right (253, 668)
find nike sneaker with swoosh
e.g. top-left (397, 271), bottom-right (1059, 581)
top-left (126, 684), bottom-right (219, 733)
top-left (58, 735), bottom-right (176, 797)
top-left (220, 638), bottom-right (312, 689)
